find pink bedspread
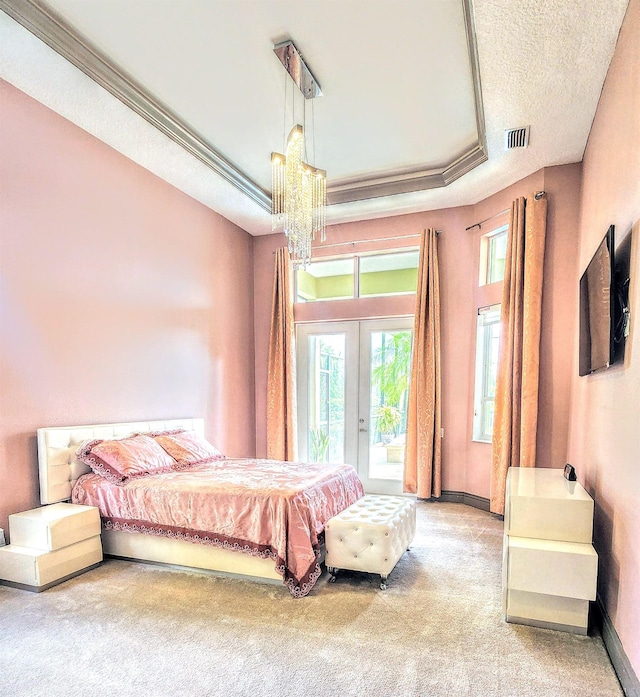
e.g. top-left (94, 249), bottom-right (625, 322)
top-left (72, 458), bottom-right (364, 597)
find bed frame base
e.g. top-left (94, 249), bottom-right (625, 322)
top-left (102, 529), bottom-right (282, 582)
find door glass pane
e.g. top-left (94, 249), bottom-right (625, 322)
top-left (368, 330), bottom-right (412, 480)
top-left (307, 334), bottom-right (346, 463)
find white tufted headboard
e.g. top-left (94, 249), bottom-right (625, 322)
top-left (37, 418), bottom-right (205, 505)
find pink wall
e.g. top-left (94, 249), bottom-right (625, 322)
top-left (0, 80), bottom-right (256, 535)
top-left (461, 164), bottom-right (583, 495)
top-left (568, 0), bottom-right (640, 675)
top-left (253, 168), bottom-right (581, 500)
top-left (536, 164), bottom-right (583, 469)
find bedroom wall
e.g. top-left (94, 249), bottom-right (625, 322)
top-left (253, 165), bottom-right (581, 501)
top-left (0, 80), bottom-right (256, 535)
top-left (568, 0), bottom-right (640, 677)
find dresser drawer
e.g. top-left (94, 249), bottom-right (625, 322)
top-left (9, 503), bottom-right (100, 551)
top-left (0, 535), bottom-right (102, 591)
top-left (505, 468), bottom-right (594, 543)
top-left (507, 535), bottom-right (597, 600)
top-left (506, 589), bottom-right (589, 635)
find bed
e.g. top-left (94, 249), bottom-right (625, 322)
top-left (37, 418), bottom-right (364, 597)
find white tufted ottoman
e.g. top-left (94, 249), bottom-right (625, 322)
top-left (325, 495), bottom-right (416, 589)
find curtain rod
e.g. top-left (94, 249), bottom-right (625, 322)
top-left (315, 232), bottom-right (424, 250)
top-left (272, 231), bottom-right (442, 255)
top-left (465, 191), bottom-right (546, 231)
top-left (465, 208), bottom-right (509, 231)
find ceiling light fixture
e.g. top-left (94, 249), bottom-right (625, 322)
top-left (271, 40), bottom-right (326, 268)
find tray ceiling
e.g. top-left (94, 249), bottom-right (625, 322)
top-left (0, 0), bottom-right (630, 235)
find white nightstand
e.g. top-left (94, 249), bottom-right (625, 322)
top-left (502, 467), bottom-right (598, 635)
top-left (0, 503), bottom-right (103, 592)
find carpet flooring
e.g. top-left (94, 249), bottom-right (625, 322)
top-left (0, 502), bottom-right (623, 697)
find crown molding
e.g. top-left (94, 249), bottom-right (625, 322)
top-left (1, 0), bottom-right (487, 209)
top-left (328, 144), bottom-right (488, 205)
top-left (328, 0), bottom-right (487, 205)
top-left (0, 0), bottom-right (272, 212)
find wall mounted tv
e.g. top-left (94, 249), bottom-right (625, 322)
top-left (579, 225), bottom-right (617, 376)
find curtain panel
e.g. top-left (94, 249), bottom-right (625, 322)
top-left (266, 247), bottom-right (297, 461)
top-left (490, 193), bottom-right (548, 515)
top-left (404, 228), bottom-right (442, 499)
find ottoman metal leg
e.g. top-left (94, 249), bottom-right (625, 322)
top-left (327, 566), bottom-right (338, 583)
top-left (380, 575), bottom-right (388, 590)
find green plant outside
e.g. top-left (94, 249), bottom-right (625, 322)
top-left (371, 331), bottom-right (412, 441)
top-left (371, 331), bottom-right (412, 409)
top-left (374, 404), bottom-right (402, 435)
top-left (309, 427), bottom-right (330, 463)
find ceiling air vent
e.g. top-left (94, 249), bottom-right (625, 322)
top-left (504, 126), bottom-right (530, 149)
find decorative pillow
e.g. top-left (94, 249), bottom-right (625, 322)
top-left (77, 434), bottom-right (178, 485)
top-left (149, 429), bottom-right (225, 468)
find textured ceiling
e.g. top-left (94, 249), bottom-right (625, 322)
top-left (0, 0), bottom-right (631, 235)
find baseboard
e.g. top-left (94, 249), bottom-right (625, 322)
top-left (427, 493), bottom-right (637, 694)
top-left (436, 490), bottom-right (491, 512)
top-left (593, 594), bottom-right (640, 697)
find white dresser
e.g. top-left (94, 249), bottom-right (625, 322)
top-left (0, 503), bottom-right (102, 591)
top-left (502, 467), bottom-right (598, 635)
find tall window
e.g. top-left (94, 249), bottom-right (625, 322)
top-left (479, 226), bottom-right (508, 285)
top-left (473, 305), bottom-right (501, 442)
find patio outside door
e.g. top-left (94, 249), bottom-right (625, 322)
top-left (297, 319), bottom-right (413, 494)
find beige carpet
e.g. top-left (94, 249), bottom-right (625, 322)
top-left (0, 502), bottom-right (622, 697)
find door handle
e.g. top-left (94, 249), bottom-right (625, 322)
top-left (359, 428), bottom-right (368, 432)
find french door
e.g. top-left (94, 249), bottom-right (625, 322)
top-left (296, 319), bottom-right (413, 494)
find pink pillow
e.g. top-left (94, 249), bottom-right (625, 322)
top-left (150, 430), bottom-right (225, 468)
top-left (77, 434), bottom-right (177, 485)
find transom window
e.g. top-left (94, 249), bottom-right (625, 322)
top-left (296, 249), bottom-right (419, 302)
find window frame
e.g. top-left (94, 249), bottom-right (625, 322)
top-left (294, 247), bottom-right (420, 303)
top-left (295, 256), bottom-right (355, 303)
top-left (479, 225), bottom-right (508, 286)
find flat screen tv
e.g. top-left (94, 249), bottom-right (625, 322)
top-left (579, 225), bottom-right (615, 376)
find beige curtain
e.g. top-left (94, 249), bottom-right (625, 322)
top-left (404, 228), bottom-right (442, 498)
top-left (490, 193), bottom-right (548, 514)
top-left (266, 247), bottom-right (297, 461)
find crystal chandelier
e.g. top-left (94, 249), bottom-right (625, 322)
top-left (272, 40), bottom-right (327, 268)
